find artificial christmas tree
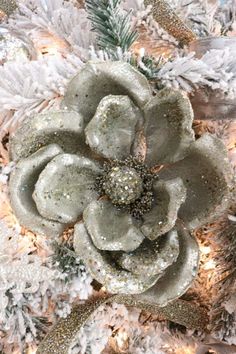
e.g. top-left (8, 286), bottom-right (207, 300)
top-left (0, 1), bottom-right (235, 353)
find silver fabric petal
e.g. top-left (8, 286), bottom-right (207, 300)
top-left (144, 89), bottom-right (195, 166)
top-left (33, 154), bottom-right (101, 224)
top-left (73, 222), bottom-right (160, 294)
top-left (116, 230), bottom-right (179, 277)
top-left (159, 134), bottom-right (232, 229)
top-left (141, 178), bottom-right (186, 240)
top-left (133, 221), bottom-right (199, 307)
top-left (9, 144), bottom-right (66, 237)
top-left (61, 61), bottom-right (152, 124)
top-left (85, 95), bottom-right (141, 159)
top-left (83, 200), bottom-right (144, 252)
top-left (9, 111), bottom-right (89, 162)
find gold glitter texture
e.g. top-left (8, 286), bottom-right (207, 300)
top-left (0, 0), bottom-right (17, 16)
top-left (37, 295), bottom-right (111, 354)
top-left (144, 0), bottom-right (197, 45)
top-left (37, 295), bottom-right (208, 354)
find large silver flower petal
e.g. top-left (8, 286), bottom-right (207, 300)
top-left (144, 89), bottom-right (195, 166)
top-left (83, 200), bottom-right (144, 252)
top-left (141, 178), bottom-right (186, 240)
top-left (9, 111), bottom-right (89, 162)
top-left (62, 61), bottom-right (152, 124)
top-left (133, 221), bottom-right (199, 307)
top-left (74, 222), bottom-right (160, 294)
top-left (159, 134), bottom-right (232, 229)
top-left (9, 144), bottom-right (66, 237)
top-left (33, 154), bottom-right (102, 224)
top-left (85, 95), bottom-right (141, 160)
top-left (116, 230), bottom-right (179, 277)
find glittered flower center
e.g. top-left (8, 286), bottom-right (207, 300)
top-left (103, 166), bottom-right (143, 206)
top-left (97, 157), bottom-right (157, 219)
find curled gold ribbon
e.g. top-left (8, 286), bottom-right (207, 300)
top-left (0, 0), bottom-right (17, 16)
top-left (37, 294), bottom-right (208, 354)
top-left (144, 0), bottom-right (197, 45)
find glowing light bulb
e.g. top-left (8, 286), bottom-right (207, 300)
top-left (116, 330), bottom-right (129, 349)
top-left (26, 345), bottom-right (37, 354)
top-left (175, 347), bottom-right (196, 354)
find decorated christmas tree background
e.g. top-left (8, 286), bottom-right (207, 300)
top-left (0, 0), bottom-right (236, 353)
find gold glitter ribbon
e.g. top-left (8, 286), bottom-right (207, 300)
top-left (144, 0), bottom-right (197, 45)
top-left (0, 0), bottom-right (17, 16)
top-left (37, 294), bottom-right (208, 354)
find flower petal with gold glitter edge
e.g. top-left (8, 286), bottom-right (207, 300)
top-left (85, 95), bottom-right (142, 160)
top-left (9, 144), bottom-right (67, 237)
top-left (133, 221), bottom-right (199, 307)
top-left (73, 222), bottom-right (160, 294)
top-left (159, 134), bottom-right (232, 229)
top-left (9, 111), bottom-right (90, 162)
top-left (141, 178), bottom-right (186, 240)
top-left (61, 61), bottom-right (152, 125)
top-left (116, 229), bottom-right (179, 277)
top-left (33, 154), bottom-right (102, 224)
top-left (144, 88), bottom-right (195, 166)
top-left (83, 200), bottom-right (144, 252)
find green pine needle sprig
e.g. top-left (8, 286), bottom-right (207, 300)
top-left (132, 54), bottom-right (165, 81)
top-left (85, 0), bottom-right (166, 83)
top-left (85, 0), bottom-right (138, 53)
top-left (52, 242), bottom-right (85, 282)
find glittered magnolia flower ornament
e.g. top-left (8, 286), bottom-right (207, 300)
top-left (9, 62), bottom-right (232, 306)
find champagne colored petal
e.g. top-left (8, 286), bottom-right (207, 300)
top-left (83, 200), bottom-right (144, 252)
top-left (33, 154), bottom-right (101, 224)
top-left (62, 61), bottom-right (152, 124)
top-left (9, 144), bottom-right (66, 237)
top-left (144, 89), bottom-right (195, 165)
top-left (10, 111), bottom-right (89, 162)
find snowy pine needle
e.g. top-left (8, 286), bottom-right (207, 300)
top-left (85, 0), bottom-right (138, 53)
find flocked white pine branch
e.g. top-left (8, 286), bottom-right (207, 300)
top-left (0, 214), bottom-right (92, 352)
top-left (8, 0), bottom-right (95, 59)
top-left (158, 48), bottom-right (236, 93)
top-left (216, 0), bottom-right (236, 35)
top-left (169, 0), bottom-right (220, 36)
top-left (0, 54), bottom-right (83, 157)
